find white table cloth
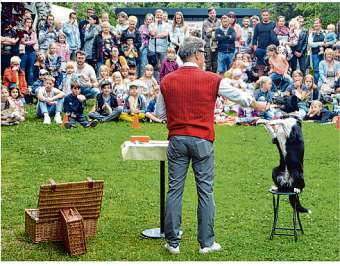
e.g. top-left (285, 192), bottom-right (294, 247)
top-left (121, 140), bottom-right (169, 161)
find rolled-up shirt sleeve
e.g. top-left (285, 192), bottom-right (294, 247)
top-left (155, 91), bottom-right (167, 121)
top-left (218, 78), bottom-right (253, 107)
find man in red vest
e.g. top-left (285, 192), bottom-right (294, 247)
top-left (158, 36), bottom-right (266, 255)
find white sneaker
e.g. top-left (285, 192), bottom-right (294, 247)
top-left (199, 242), bottom-right (221, 254)
top-left (54, 114), bottom-right (62, 124)
top-left (164, 243), bottom-right (180, 255)
top-left (43, 115), bottom-right (51, 125)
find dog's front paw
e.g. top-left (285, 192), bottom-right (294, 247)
top-left (293, 188), bottom-right (301, 194)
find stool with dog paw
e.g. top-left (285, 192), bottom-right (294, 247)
top-left (269, 188), bottom-right (304, 242)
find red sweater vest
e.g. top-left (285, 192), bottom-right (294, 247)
top-left (160, 66), bottom-right (221, 142)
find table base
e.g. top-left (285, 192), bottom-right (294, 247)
top-left (141, 228), bottom-right (183, 239)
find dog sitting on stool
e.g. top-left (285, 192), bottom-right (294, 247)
top-left (257, 116), bottom-right (311, 213)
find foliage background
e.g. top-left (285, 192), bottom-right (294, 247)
top-left (58, 2), bottom-right (340, 29)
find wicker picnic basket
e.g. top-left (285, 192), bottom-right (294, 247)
top-left (60, 208), bottom-right (87, 256)
top-left (25, 178), bottom-right (104, 243)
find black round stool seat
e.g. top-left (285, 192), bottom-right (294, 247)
top-left (269, 188), bottom-right (304, 242)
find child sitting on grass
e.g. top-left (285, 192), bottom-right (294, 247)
top-left (112, 71), bottom-right (128, 109)
top-left (89, 80), bottom-right (121, 122)
top-left (214, 96), bottom-right (228, 123)
top-left (98, 64), bottom-right (113, 86)
top-left (63, 81), bottom-right (98, 128)
top-left (254, 76), bottom-right (275, 120)
top-left (304, 100), bottom-right (337, 123)
top-left (1, 86), bottom-right (24, 126)
top-left (120, 81), bottom-right (146, 122)
top-left (145, 86), bottom-right (165, 123)
top-left (36, 75), bottom-right (64, 125)
top-left (139, 64), bottom-right (158, 105)
top-left (60, 62), bottom-right (79, 96)
top-left (8, 85), bottom-right (26, 121)
top-left (304, 74), bottom-right (319, 101)
top-left (223, 68), bottom-right (250, 115)
top-left (32, 51), bottom-right (45, 83)
top-left (285, 75), bottom-right (310, 119)
top-left (32, 69), bottom-right (48, 97)
top-left (120, 64), bottom-right (130, 84)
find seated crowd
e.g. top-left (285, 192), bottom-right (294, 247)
top-left (1, 7), bottom-right (340, 127)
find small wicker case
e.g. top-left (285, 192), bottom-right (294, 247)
top-left (60, 208), bottom-right (86, 256)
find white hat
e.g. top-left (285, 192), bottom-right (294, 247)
top-left (129, 80), bottom-right (147, 89)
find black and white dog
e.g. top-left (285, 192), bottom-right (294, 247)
top-left (258, 117), bottom-right (311, 213)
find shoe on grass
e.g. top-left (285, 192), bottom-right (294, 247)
top-left (89, 120), bottom-right (98, 128)
top-left (54, 114), bottom-right (62, 124)
top-left (164, 243), bottom-right (180, 255)
top-left (43, 115), bottom-right (51, 125)
top-left (199, 242), bottom-right (221, 254)
top-left (64, 122), bottom-right (76, 129)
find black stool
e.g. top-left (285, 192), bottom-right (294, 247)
top-left (269, 189), bottom-right (304, 242)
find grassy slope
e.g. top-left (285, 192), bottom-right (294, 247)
top-left (1, 106), bottom-right (339, 261)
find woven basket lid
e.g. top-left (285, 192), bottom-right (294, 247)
top-left (37, 178), bottom-right (104, 223)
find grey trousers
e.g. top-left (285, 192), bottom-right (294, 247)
top-left (164, 136), bottom-right (215, 248)
top-left (204, 48), bottom-right (218, 73)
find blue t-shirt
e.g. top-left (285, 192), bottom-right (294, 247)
top-left (146, 98), bottom-right (156, 113)
top-left (254, 89), bottom-right (274, 103)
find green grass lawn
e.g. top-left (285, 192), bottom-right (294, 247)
top-left (1, 105), bottom-right (339, 261)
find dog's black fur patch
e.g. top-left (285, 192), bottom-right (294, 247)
top-left (271, 120), bottom-right (310, 213)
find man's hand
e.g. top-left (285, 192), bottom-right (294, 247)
top-left (77, 95), bottom-right (86, 102)
top-left (294, 51), bottom-right (302, 57)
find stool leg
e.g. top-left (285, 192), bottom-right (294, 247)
top-left (270, 194), bottom-right (280, 240)
top-left (296, 196), bottom-right (304, 234)
top-left (293, 195), bottom-right (298, 242)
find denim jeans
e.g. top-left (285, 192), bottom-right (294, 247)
top-left (80, 86), bottom-right (100, 99)
top-left (88, 108), bottom-right (121, 122)
top-left (153, 52), bottom-right (166, 83)
top-left (20, 50), bottom-right (36, 86)
top-left (95, 61), bottom-right (103, 78)
top-left (217, 51), bottom-right (234, 74)
top-left (139, 46), bottom-right (149, 77)
top-left (68, 114), bottom-right (90, 127)
top-left (270, 72), bottom-right (293, 92)
top-left (37, 99), bottom-right (63, 117)
top-left (311, 53), bottom-right (323, 84)
top-left (165, 136), bottom-right (215, 249)
top-left (255, 47), bottom-right (267, 66)
top-left (290, 54), bottom-right (307, 74)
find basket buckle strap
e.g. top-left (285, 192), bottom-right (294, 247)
top-left (49, 178), bottom-right (56, 192)
top-left (87, 177), bottom-right (94, 189)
